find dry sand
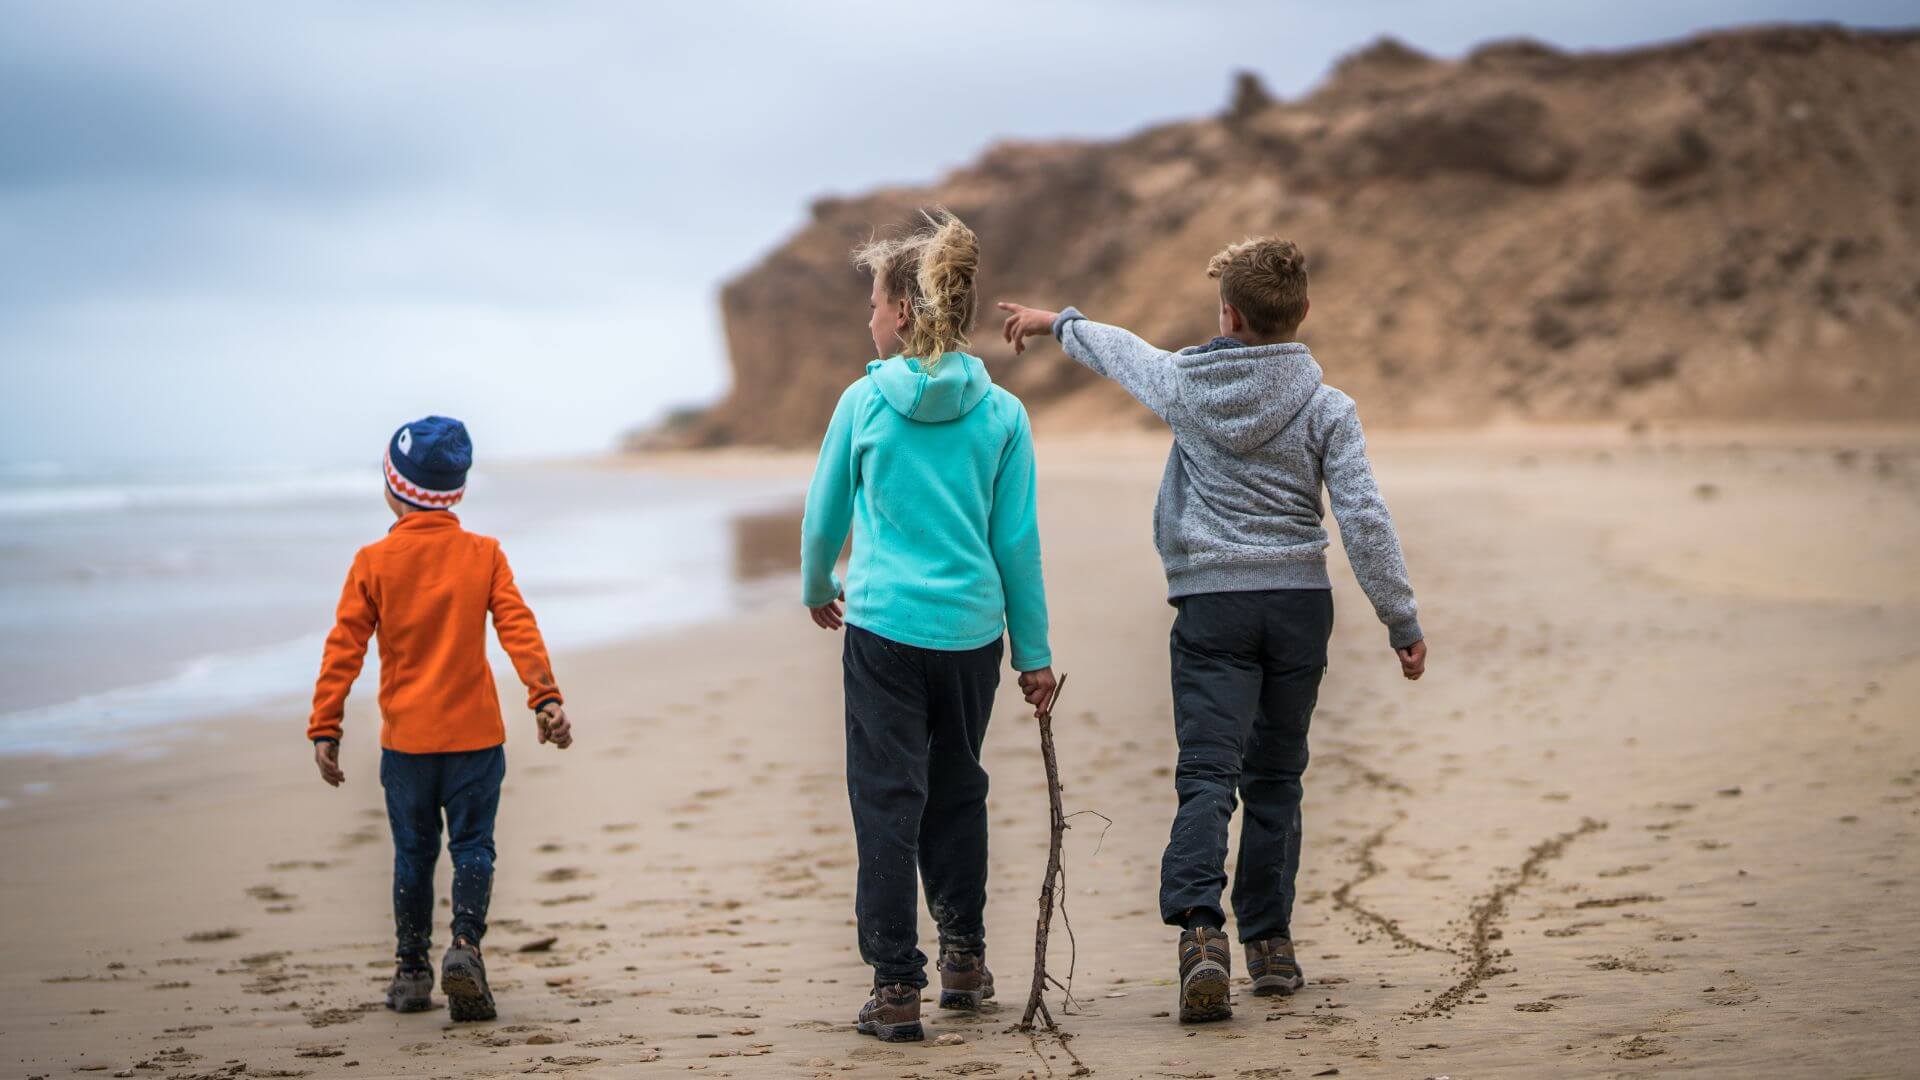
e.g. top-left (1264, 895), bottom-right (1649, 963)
top-left (3, 427), bottom-right (1917, 1078)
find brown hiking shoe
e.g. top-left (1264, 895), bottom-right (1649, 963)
top-left (856, 983), bottom-right (924, 1042)
top-left (937, 949), bottom-right (995, 1011)
top-left (1246, 937), bottom-right (1305, 996)
top-left (1178, 926), bottom-right (1232, 1023)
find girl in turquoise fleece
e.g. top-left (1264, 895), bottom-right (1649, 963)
top-left (802, 209), bottom-right (1055, 1042)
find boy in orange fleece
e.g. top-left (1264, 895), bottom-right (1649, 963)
top-left (308, 415), bottom-right (572, 1022)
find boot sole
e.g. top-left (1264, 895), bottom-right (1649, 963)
top-left (386, 993), bottom-right (434, 1013)
top-left (1179, 965), bottom-right (1232, 1023)
top-left (857, 1018), bottom-right (925, 1042)
top-left (441, 954), bottom-right (496, 1023)
top-left (938, 986), bottom-right (993, 1011)
top-left (1250, 974), bottom-right (1305, 996)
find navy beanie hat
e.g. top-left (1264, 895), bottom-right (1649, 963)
top-left (384, 416), bottom-right (472, 509)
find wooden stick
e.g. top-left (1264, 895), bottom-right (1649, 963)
top-left (1020, 674), bottom-right (1069, 1030)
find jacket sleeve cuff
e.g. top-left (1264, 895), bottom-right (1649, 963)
top-left (1051, 307), bottom-right (1085, 338)
top-left (532, 696), bottom-right (563, 712)
top-left (802, 572), bottom-right (844, 608)
top-left (1388, 619), bottom-right (1424, 651)
top-left (310, 734), bottom-right (339, 745)
top-left (1012, 652), bottom-right (1052, 673)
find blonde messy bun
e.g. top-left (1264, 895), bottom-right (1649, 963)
top-left (853, 208), bottom-right (979, 367)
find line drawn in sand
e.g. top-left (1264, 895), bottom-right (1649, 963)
top-left (1329, 811), bottom-right (1459, 957)
top-left (1407, 817), bottom-right (1609, 1019)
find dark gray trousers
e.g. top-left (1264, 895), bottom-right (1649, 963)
top-left (1159, 589), bottom-right (1332, 942)
top-left (843, 624), bottom-right (1002, 988)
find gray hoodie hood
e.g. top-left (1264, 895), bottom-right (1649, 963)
top-left (1172, 340), bottom-right (1324, 453)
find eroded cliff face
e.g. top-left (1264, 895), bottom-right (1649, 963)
top-left (685, 26), bottom-right (1920, 447)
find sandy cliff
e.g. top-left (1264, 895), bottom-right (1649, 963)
top-left (687, 25), bottom-right (1920, 446)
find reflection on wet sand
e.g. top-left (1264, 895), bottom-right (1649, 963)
top-left (729, 503), bottom-right (804, 582)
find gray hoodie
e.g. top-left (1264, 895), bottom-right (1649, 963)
top-left (1053, 308), bottom-right (1422, 648)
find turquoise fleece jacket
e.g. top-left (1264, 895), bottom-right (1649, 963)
top-left (801, 352), bottom-right (1052, 671)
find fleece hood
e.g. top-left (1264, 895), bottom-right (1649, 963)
top-left (866, 352), bottom-right (993, 423)
top-left (1172, 340), bottom-right (1323, 453)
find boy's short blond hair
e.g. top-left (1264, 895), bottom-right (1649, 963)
top-left (1207, 237), bottom-right (1308, 336)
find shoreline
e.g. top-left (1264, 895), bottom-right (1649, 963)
top-left (0, 463), bottom-right (811, 758)
top-left (2, 427), bottom-right (1916, 1077)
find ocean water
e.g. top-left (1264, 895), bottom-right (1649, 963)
top-left (0, 459), bottom-right (806, 757)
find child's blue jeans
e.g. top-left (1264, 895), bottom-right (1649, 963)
top-left (379, 745), bottom-right (505, 968)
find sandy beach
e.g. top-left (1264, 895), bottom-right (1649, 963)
top-left (3, 426), bottom-right (1916, 1079)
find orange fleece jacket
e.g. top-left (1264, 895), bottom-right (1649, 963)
top-left (307, 511), bottom-right (561, 753)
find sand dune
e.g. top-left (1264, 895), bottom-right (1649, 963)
top-left (2, 426), bottom-right (1916, 1077)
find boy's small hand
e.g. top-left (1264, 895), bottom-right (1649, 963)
top-left (809, 594), bottom-right (844, 631)
top-left (1017, 666), bottom-right (1059, 718)
top-left (996, 303), bottom-right (1060, 356)
top-left (537, 703), bottom-right (573, 749)
top-left (1396, 640), bottom-right (1427, 681)
top-left (314, 740), bottom-right (344, 787)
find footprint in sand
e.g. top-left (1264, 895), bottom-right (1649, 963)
top-left (1543, 920), bottom-right (1606, 938)
top-left (1596, 864), bottom-right (1652, 878)
top-left (1617, 1034), bottom-right (1669, 1059)
top-left (1585, 954), bottom-right (1672, 974)
top-left (304, 1006), bottom-right (369, 1028)
top-left (336, 825), bottom-right (380, 849)
top-left (1574, 893), bottom-right (1664, 909)
top-left (514, 930), bottom-right (560, 953)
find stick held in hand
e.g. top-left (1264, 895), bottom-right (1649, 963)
top-left (1021, 673), bottom-right (1069, 1030)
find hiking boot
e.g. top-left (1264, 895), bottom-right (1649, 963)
top-left (1178, 926), bottom-right (1232, 1023)
top-left (385, 964), bottom-right (434, 1013)
top-left (856, 982), bottom-right (924, 1042)
top-left (937, 949), bottom-right (995, 1011)
top-left (441, 938), bottom-right (496, 1022)
top-left (1246, 937), bottom-right (1305, 996)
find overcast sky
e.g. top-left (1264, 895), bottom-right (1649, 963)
top-left (3, 1), bottom-right (1911, 471)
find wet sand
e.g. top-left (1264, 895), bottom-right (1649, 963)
top-left (2, 427), bottom-right (1917, 1078)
